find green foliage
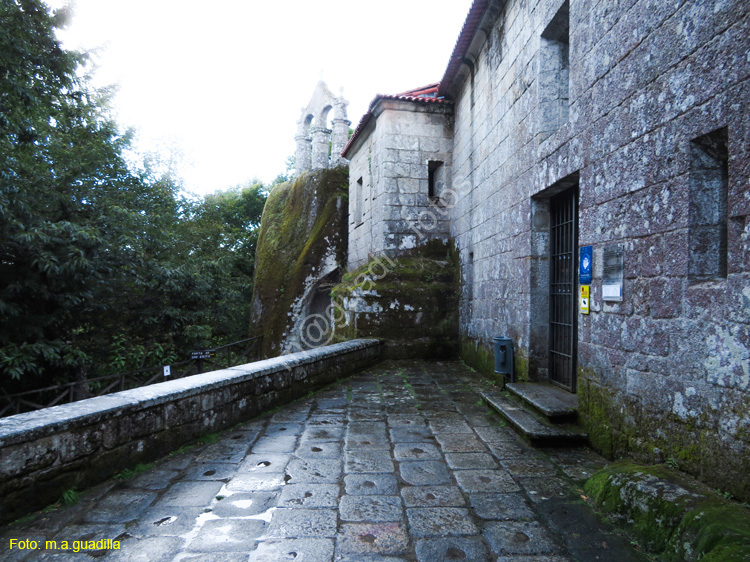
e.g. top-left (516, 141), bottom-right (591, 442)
top-left (60, 488), bottom-right (80, 506)
top-left (177, 181), bottom-right (268, 344)
top-left (0, 0), bottom-right (124, 387)
top-left (0, 1), bottom-right (269, 394)
top-left (114, 463), bottom-right (155, 480)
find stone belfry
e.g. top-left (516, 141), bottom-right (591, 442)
top-left (295, 81), bottom-right (350, 173)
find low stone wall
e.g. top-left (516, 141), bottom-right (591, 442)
top-left (0, 339), bottom-right (382, 524)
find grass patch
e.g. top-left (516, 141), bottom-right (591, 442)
top-left (115, 463), bottom-right (155, 480)
top-left (11, 513), bottom-right (37, 526)
top-left (196, 433), bottom-right (221, 445)
top-left (169, 443), bottom-right (197, 457)
top-left (60, 488), bottom-right (80, 506)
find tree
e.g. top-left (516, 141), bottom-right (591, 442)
top-left (0, 0), bottom-right (118, 386)
top-left (179, 181), bottom-right (268, 343)
top-left (0, 1), bottom-right (270, 392)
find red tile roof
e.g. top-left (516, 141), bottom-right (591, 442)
top-left (341, 83), bottom-right (452, 158)
top-left (394, 82), bottom-right (441, 97)
top-left (341, 1), bottom-right (492, 158)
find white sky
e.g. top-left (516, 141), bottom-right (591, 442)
top-left (47, 0), bottom-right (472, 196)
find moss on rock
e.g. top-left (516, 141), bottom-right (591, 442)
top-left (331, 239), bottom-right (459, 359)
top-left (585, 461), bottom-right (750, 561)
top-left (250, 168), bottom-right (348, 356)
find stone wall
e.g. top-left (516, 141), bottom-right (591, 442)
top-left (445, 0), bottom-right (750, 498)
top-left (347, 99), bottom-right (454, 269)
top-left (0, 339), bottom-right (382, 524)
top-left (333, 240), bottom-right (459, 359)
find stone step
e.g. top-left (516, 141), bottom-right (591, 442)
top-left (506, 382), bottom-right (578, 423)
top-left (482, 390), bottom-right (588, 447)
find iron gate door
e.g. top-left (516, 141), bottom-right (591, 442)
top-left (549, 188), bottom-right (578, 392)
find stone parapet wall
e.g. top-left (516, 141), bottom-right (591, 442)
top-left (0, 339), bottom-right (382, 524)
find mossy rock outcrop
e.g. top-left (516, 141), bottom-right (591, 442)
top-left (585, 461), bottom-right (750, 561)
top-left (250, 168), bottom-right (348, 357)
top-left (331, 239), bottom-right (459, 359)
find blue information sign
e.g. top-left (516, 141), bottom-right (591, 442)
top-left (579, 246), bottom-right (593, 284)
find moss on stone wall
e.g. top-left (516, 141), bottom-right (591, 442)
top-left (250, 168), bottom-right (348, 356)
top-left (459, 337), bottom-right (531, 385)
top-left (577, 374), bottom-right (632, 458)
top-left (585, 461), bottom-right (750, 561)
top-left (460, 337), bottom-right (497, 380)
top-left (578, 369), bottom-right (750, 503)
top-left (331, 239), bottom-right (459, 359)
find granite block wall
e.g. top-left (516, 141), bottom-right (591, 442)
top-left (447, 0), bottom-right (750, 498)
top-left (348, 99), bottom-right (454, 269)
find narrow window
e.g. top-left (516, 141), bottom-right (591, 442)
top-left (428, 161), bottom-right (444, 201)
top-left (689, 127), bottom-right (729, 282)
top-left (354, 177), bottom-right (364, 225)
top-left (466, 251), bottom-right (475, 315)
top-left (539, 0), bottom-right (570, 138)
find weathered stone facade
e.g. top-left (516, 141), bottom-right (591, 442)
top-left (344, 0), bottom-right (750, 499)
top-left (332, 239), bottom-right (460, 359)
top-left (345, 87), bottom-right (454, 269)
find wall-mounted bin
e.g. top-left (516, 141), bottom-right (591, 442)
top-left (493, 335), bottom-right (514, 384)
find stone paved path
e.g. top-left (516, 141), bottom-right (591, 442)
top-left (0, 361), bottom-right (648, 562)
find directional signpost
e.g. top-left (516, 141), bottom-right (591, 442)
top-left (191, 349), bottom-right (216, 373)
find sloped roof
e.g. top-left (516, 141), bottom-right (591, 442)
top-left (438, 0), bottom-right (492, 97)
top-left (342, 0), bottom-right (492, 158)
top-left (341, 83), bottom-right (452, 158)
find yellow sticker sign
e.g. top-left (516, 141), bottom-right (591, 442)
top-left (580, 285), bottom-right (590, 314)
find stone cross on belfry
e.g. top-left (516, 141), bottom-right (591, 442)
top-left (295, 81), bottom-right (351, 173)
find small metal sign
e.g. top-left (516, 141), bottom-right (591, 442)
top-left (190, 350), bottom-right (216, 360)
top-left (579, 246), bottom-right (593, 284)
top-left (602, 245), bottom-right (624, 302)
top-left (580, 285), bottom-right (590, 314)
top-left (163, 365), bottom-right (171, 377)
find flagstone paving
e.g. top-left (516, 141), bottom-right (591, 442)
top-left (0, 360), bottom-right (648, 562)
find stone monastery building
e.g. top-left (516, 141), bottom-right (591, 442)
top-left (338, 0), bottom-right (750, 497)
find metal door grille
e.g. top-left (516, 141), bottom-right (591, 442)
top-left (549, 189), bottom-right (578, 392)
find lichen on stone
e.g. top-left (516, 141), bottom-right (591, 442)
top-left (585, 461), bottom-right (750, 561)
top-left (250, 167), bottom-right (348, 357)
top-left (331, 239), bottom-right (459, 359)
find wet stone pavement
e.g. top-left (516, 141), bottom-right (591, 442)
top-left (1, 361), bottom-right (648, 562)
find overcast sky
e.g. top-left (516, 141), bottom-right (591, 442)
top-left (46, 0), bottom-right (472, 196)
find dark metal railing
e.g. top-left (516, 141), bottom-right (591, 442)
top-left (0, 336), bottom-right (263, 418)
